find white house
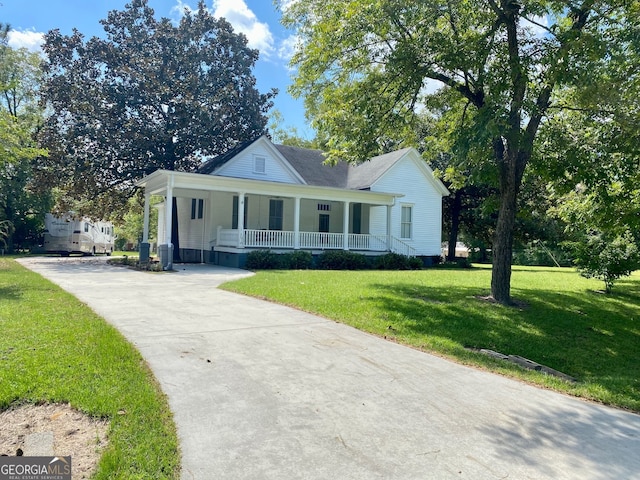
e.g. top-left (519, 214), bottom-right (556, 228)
top-left (136, 136), bottom-right (449, 268)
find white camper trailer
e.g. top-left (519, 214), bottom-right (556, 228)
top-left (43, 213), bottom-right (115, 256)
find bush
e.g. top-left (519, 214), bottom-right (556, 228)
top-left (317, 250), bottom-right (371, 270)
top-left (246, 250), bottom-right (282, 270)
top-left (375, 253), bottom-right (422, 270)
top-left (115, 237), bottom-right (127, 251)
top-left (570, 230), bottom-right (640, 293)
top-left (285, 250), bottom-right (313, 269)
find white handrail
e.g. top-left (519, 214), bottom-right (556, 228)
top-left (215, 228), bottom-right (416, 256)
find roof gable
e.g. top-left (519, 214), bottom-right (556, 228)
top-left (369, 149), bottom-right (449, 196)
top-left (201, 136), bottom-right (306, 185)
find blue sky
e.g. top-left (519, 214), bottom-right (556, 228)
top-left (1, 0), bottom-right (312, 138)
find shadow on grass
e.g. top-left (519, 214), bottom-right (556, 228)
top-left (369, 282), bottom-right (640, 409)
top-left (0, 285), bottom-right (22, 300)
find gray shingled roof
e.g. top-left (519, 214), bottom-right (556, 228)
top-left (275, 144), bottom-right (412, 190)
top-left (273, 144), bottom-right (350, 188)
top-left (197, 137), bottom-right (412, 190)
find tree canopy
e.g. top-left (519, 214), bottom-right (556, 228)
top-left (39, 0), bottom-right (275, 219)
top-left (0, 26), bottom-right (50, 252)
top-left (282, 0), bottom-right (640, 303)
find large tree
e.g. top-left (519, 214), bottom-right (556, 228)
top-left (0, 26), bottom-right (50, 252)
top-left (39, 0), bottom-right (275, 259)
top-left (282, 0), bottom-right (639, 304)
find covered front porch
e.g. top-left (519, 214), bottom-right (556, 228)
top-left (137, 170), bottom-right (410, 269)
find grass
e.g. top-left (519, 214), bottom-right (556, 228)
top-left (0, 258), bottom-right (179, 479)
top-left (221, 264), bottom-right (640, 413)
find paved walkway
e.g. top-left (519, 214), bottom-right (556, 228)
top-left (17, 256), bottom-right (640, 480)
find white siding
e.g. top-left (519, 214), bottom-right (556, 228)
top-left (213, 141), bottom-right (302, 184)
top-left (371, 155), bottom-right (443, 256)
top-left (369, 206), bottom-right (388, 236)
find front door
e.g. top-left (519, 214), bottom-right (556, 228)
top-left (318, 213), bottom-right (330, 233)
top-left (269, 199), bottom-right (283, 230)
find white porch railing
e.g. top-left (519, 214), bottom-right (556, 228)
top-left (216, 227), bottom-right (416, 256)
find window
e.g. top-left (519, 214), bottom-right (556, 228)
top-left (253, 155), bottom-right (266, 174)
top-left (84, 223), bottom-right (89, 233)
top-left (401, 205), bottom-right (413, 239)
top-left (317, 203), bottom-right (331, 211)
top-left (191, 198), bottom-right (204, 220)
top-left (269, 199), bottom-right (283, 230)
top-left (232, 196), bottom-right (249, 229)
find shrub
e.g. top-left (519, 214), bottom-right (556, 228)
top-left (285, 250), bottom-right (313, 269)
top-left (246, 250), bottom-right (281, 270)
top-left (570, 230), bottom-right (640, 293)
top-left (317, 250), bottom-right (370, 270)
top-left (375, 253), bottom-right (422, 270)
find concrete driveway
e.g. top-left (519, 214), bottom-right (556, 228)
top-left (17, 256), bottom-right (640, 480)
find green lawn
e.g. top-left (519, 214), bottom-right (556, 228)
top-left (0, 258), bottom-right (179, 479)
top-left (221, 264), bottom-right (640, 412)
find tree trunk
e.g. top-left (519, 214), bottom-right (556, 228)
top-left (491, 183), bottom-right (518, 304)
top-left (447, 189), bottom-right (463, 261)
top-left (490, 134), bottom-right (528, 305)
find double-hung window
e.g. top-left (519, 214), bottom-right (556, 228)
top-left (191, 198), bottom-right (204, 219)
top-left (400, 205), bottom-right (413, 239)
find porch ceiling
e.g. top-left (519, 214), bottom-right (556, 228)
top-left (137, 169), bottom-right (403, 205)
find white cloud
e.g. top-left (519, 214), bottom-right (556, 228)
top-left (7, 29), bottom-right (45, 52)
top-left (277, 34), bottom-right (299, 63)
top-left (170, 0), bottom-right (195, 21)
top-left (212, 0), bottom-right (274, 57)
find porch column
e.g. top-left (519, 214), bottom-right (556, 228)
top-left (238, 193), bottom-right (245, 248)
top-left (139, 189), bottom-right (152, 263)
top-left (386, 204), bottom-right (392, 251)
top-left (165, 175), bottom-right (174, 270)
top-left (142, 190), bottom-right (150, 243)
top-left (294, 196), bottom-right (301, 249)
top-left (201, 197), bottom-right (206, 264)
top-left (343, 201), bottom-right (350, 250)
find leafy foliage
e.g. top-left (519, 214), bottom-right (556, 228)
top-left (569, 231), bottom-right (640, 293)
top-left (39, 0), bottom-right (275, 219)
top-left (245, 250), bottom-right (284, 270)
top-left (0, 35), bottom-right (51, 252)
top-left (0, 220), bottom-right (14, 249)
top-left (317, 250), bottom-right (371, 270)
top-left (374, 252), bottom-right (423, 270)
